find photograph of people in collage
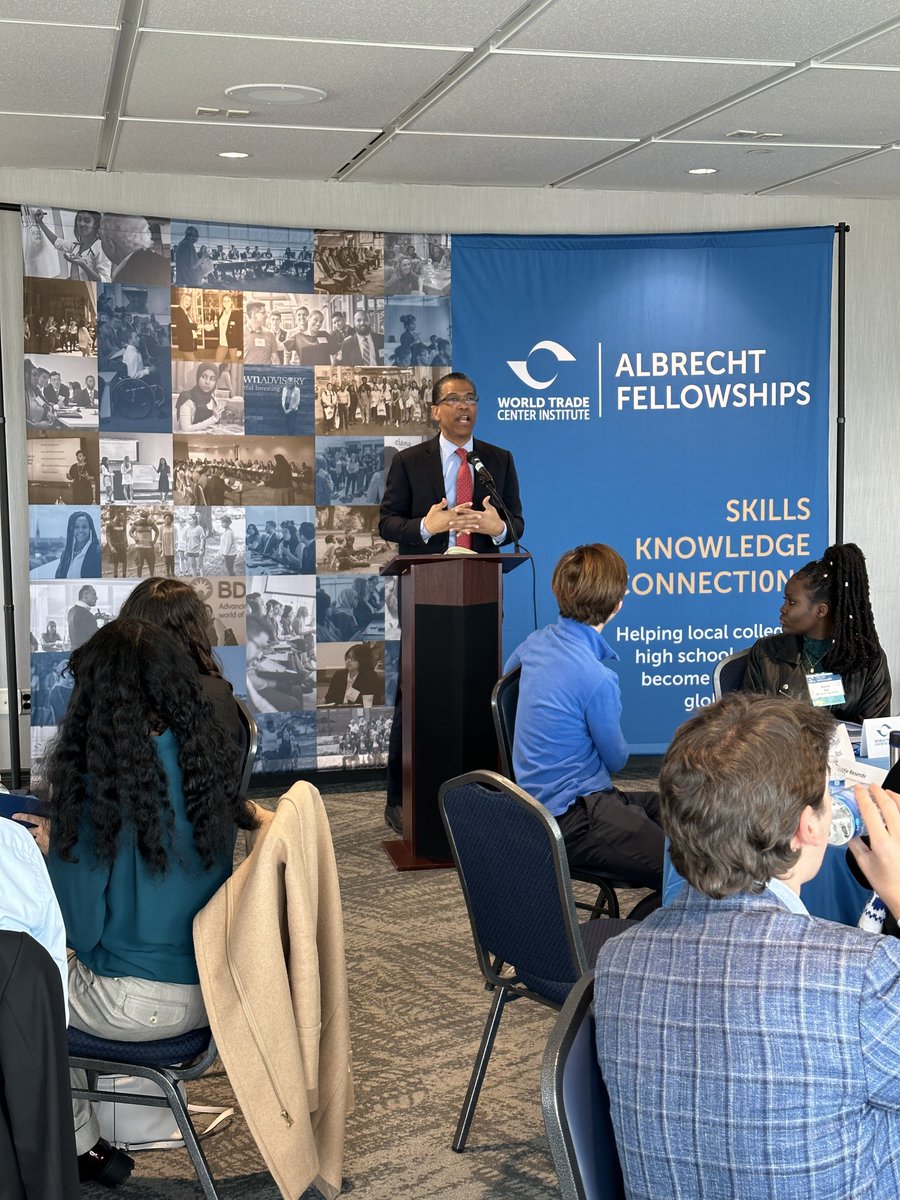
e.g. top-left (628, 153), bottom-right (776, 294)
top-left (245, 506), bottom-right (316, 575)
top-left (384, 233), bottom-right (450, 297)
top-left (27, 436), bottom-right (100, 505)
top-left (173, 436), bottom-right (313, 506)
top-left (244, 365), bottom-right (314, 437)
top-left (172, 220), bottom-right (314, 293)
top-left (245, 576), bottom-right (316, 714)
top-left (96, 284), bottom-right (172, 434)
top-left (314, 437), bottom-right (385, 506)
top-left (316, 708), bottom-right (392, 769)
top-left (22, 206), bottom-right (452, 773)
top-left (97, 433), bottom-right (172, 504)
top-left (313, 366), bottom-right (445, 437)
top-left (316, 507), bottom-right (391, 575)
top-left (315, 231), bottom-right (383, 297)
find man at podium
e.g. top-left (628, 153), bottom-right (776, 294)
top-left (379, 371), bottom-right (525, 832)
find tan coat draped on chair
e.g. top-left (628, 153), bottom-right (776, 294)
top-left (194, 782), bottom-right (353, 1200)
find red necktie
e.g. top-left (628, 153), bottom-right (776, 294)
top-left (455, 448), bottom-right (473, 549)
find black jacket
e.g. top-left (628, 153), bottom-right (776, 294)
top-left (742, 632), bottom-right (892, 723)
top-left (378, 435), bottom-right (524, 556)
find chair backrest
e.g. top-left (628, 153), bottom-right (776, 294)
top-left (542, 972), bottom-right (626, 1200)
top-left (233, 696), bottom-right (258, 797)
top-left (713, 647), bottom-right (750, 700)
top-left (439, 770), bottom-right (587, 1006)
top-left (491, 666), bottom-right (521, 781)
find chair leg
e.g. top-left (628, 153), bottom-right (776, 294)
top-left (452, 986), bottom-right (508, 1153)
top-left (155, 1074), bottom-right (220, 1200)
top-left (588, 881), bottom-right (619, 920)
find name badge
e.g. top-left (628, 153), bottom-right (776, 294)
top-left (807, 672), bottom-right (845, 707)
top-left (254, 337), bottom-right (268, 347)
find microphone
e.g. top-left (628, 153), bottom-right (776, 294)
top-left (467, 452), bottom-right (521, 553)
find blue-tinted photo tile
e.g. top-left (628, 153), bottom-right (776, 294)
top-left (253, 712), bottom-right (317, 772)
top-left (30, 650), bottom-right (72, 726)
top-left (171, 220), bottom-right (314, 293)
top-left (244, 365), bottom-right (314, 436)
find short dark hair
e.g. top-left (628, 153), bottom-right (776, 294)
top-left (660, 693), bottom-right (833, 899)
top-left (551, 544), bottom-right (627, 626)
top-left (432, 372), bottom-right (473, 407)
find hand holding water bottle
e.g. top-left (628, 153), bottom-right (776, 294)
top-left (847, 785), bottom-right (900, 920)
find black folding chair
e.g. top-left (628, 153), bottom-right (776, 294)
top-left (492, 668), bottom-right (645, 921)
top-left (233, 695), bottom-right (259, 796)
top-left (713, 648), bottom-right (750, 700)
top-left (541, 972), bottom-right (625, 1200)
top-left (438, 770), bottom-right (632, 1152)
top-left (68, 1026), bottom-right (221, 1199)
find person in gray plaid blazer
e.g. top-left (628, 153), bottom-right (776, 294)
top-left (595, 692), bottom-right (900, 1200)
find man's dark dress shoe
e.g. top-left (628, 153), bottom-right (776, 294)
top-left (384, 803), bottom-right (403, 836)
top-left (78, 1138), bottom-right (135, 1187)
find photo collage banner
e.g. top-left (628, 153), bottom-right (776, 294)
top-left (21, 206), bottom-right (452, 774)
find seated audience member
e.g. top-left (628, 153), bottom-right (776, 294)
top-left (595, 692), bottom-right (900, 1200)
top-left (323, 643), bottom-right (384, 707)
top-left (118, 576), bottom-right (245, 750)
top-left (30, 620), bottom-right (256, 1187)
top-left (742, 542), bottom-right (891, 721)
top-left (506, 544), bottom-right (663, 889)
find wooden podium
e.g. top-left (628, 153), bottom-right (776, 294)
top-left (381, 552), bottom-right (530, 869)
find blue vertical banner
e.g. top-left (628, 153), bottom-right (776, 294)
top-left (452, 227), bottom-right (834, 750)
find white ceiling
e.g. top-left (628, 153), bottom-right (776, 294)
top-left (5, 0), bottom-right (900, 197)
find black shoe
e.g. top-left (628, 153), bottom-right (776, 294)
top-left (384, 803), bottom-right (403, 836)
top-left (78, 1138), bottom-right (134, 1187)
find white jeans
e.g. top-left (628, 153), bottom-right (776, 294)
top-left (68, 955), bottom-right (207, 1154)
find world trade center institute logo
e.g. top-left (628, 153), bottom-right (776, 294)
top-left (498, 340), bottom-right (592, 424)
top-left (506, 340), bottom-right (576, 390)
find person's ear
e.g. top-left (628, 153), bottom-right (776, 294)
top-left (791, 800), bottom-right (828, 852)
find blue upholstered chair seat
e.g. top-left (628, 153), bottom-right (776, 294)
top-left (67, 1025), bottom-right (212, 1067)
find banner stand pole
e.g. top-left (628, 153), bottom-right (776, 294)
top-left (0, 205), bottom-right (22, 785)
top-left (834, 221), bottom-right (849, 545)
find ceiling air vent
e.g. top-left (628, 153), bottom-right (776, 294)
top-left (226, 110), bottom-right (251, 119)
top-left (726, 129), bottom-right (784, 141)
top-left (196, 106), bottom-right (221, 116)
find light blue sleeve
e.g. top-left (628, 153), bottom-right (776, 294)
top-left (662, 838), bottom-right (686, 907)
top-left (584, 678), bottom-right (628, 774)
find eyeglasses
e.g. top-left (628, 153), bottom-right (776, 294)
top-left (438, 393), bottom-right (478, 407)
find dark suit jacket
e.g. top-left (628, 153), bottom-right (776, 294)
top-left (339, 331), bottom-right (384, 366)
top-left (379, 435), bottom-right (524, 556)
top-left (67, 604), bottom-right (99, 649)
top-left (43, 384), bottom-right (70, 406)
top-left (112, 248), bottom-right (170, 287)
top-left (171, 306), bottom-right (198, 352)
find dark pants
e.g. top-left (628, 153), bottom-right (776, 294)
top-left (556, 788), bottom-right (664, 890)
top-left (386, 682), bottom-right (403, 808)
top-left (0, 932), bottom-right (80, 1199)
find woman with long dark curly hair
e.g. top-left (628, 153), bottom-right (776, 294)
top-left (36, 619), bottom-right (255, 1185)
top-left (118, 576), bottom-right (244, 748)
top-left (742, 542), bottom-right (891, 722)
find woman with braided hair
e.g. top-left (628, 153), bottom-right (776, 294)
top-left (743, 542), bottom-right (891, 722)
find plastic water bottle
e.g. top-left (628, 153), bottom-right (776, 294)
top-left (828, 782), bottom-right (867, 846)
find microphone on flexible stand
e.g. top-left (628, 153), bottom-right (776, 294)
top-left (468, 453), bottom-right (521, 554)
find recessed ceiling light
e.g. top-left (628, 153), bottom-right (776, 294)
top-left (218, 151), bottom-right (250, 159)
top-left (224, 83), bottom-right (326, 107)
top-left (688, 167), bottom-right (718, 175)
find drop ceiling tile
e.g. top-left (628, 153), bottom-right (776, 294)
top-left (663, 66), bottom-right (900, 145)
top-left (112, 120), bottom-right (374, 179)
top-left (410, 53), bottom-right (775, 139)
top-left (827, 26), bottom-right (900, 66)
top-left (506, 0), bottom-right (900, 62)
top-left (561, 139), bottom-right (868, 193)
top-left (0, 2), bottom-right (119, 22)
top-left (771, 147), bottom-right (900, 197)
top-left (0, 22), bottom-right (116, 114)
top-left (125, 32), bottom-right (464, 128)
top-left (0, 115), bottom-right (100, 169)
top-left (141, 0), bottom-right (517, 45)
top-left (349, 131), bottom-right (634, 186)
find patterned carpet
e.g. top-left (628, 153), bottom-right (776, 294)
top-left (80, 772), bottom-right (656, 1199)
